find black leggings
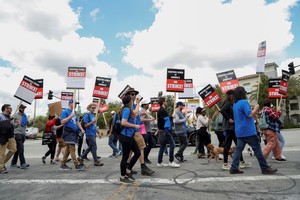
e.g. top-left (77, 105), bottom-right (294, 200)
top-left (197, 127), bottom-right (211, 153)
top-left (45, 141), bottom-right (57, 159)
top-left (224, 130), bottom-right (244, 163)
top-left (119, 134), bottom-right (141, 176)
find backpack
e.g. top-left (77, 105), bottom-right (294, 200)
top-left (258, 110), bottom-right (268, 130)
top-left (112, 111), bottom-right (123, 134)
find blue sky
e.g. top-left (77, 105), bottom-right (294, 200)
top-left (0, 0), bottom-right (299, 116)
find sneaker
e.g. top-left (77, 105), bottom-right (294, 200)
top-left (271, 156), bottom-right (275, 160)
top-left (168, 161), bottom-right (180, 168)
top-left (126, 172), bottom-right (135, 181)
top-left (0, 167), bottom-right (8, 174)
top-left (281, 155), bottom-right (286, 159)
top-left (141, 166), bottom-right (155, 176)
top-left (10, 164), bottom-right (20, 168)
top-left (115, 151), bottom-right (122, 158)
top-left (59, 164), bottom-right (72, 170)
top-left (174, 154), bottom-right (182, 162)
top-left (120, 176), bottom-right (134, 183)
top-left (20, 163), bottom-right (30, 169)
top-left (50, 160), bottom-right (57, 165)
top-left (262, 167), bottom-right (278, 174)
top-left (75, 164), bottom-right (86, 171)
top-left (197, 153), bottom-right (206, 159)
top-left (97, 156), bottom-right (101, 159)
top-left (157, 163), bottom-right (168, 167)
top-left (77, 156), bottom-right (84, 165)
top-left (275, 158), bottom-right (287, 162)
top-left (131, 169), bottom-right (137, 174)
top-left (94, 160), bottom-right (104, 166)
top-left (222, 163), bottom-right (230, 170)
top-left (109, 154), bottom-right (115, 158)
top-left (230, 168), bottom-right (244, 174)
top-left (145, 158), bottom-right (152, 164)
top-left (240, 161), bottom-right (251, 169)
top-left (42, 156), bottom-right (46, 164)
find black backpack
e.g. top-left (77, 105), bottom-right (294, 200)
top-left (112, 111), bottom-right (123, 134)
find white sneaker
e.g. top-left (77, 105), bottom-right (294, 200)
top-left (157, 163), bottom-right (168, 167)
top-left (168, 161), bottom-right (180, 168)
top-left (222, 163), bottom-right (230, 170)
top-left (240, 161), bottom-right (251, 169)
top-left (271, 156), bottom-right (275, 160)
top-left (281, 155), bottom-right (286, 159)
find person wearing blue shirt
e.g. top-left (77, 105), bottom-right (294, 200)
top-left (78, 103), bottom-right (103, 167)
top-left (125, 88), bottom-right (154, 177)
top-left (230, 87), bottom-right (277, 175)
top-left (119, 95), bottom-right (141, 183)
top-left (59, 99), bottom-right (85, 171)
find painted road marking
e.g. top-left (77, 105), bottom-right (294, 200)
top-left (1, 175), bottom-right (300, 185)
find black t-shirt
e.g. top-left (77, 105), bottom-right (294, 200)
top-left (55, 118), bottom-right (63, 138)
top-left (157, 106), bottom-right (169, 130)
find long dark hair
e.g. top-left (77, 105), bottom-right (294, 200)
top-left (234, 86), bottom-right (247, 103)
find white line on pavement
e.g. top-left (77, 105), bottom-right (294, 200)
top-left (2, 175), bottom-right (300, 185)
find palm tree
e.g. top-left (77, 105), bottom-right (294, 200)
top-left (285, 76), bottom-right (300, 123)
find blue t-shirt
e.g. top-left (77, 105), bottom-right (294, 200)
top-left (121, 107), bottom-right (136, 137)
top-left (84, 113), bottom-right (97, 136)
top-left (61, 108), bottom-right (78, 131)
top-left (233, 100), bottom-right (257, 138)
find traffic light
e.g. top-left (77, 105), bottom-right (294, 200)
top-left (288, 62), bottom-right (295, 75)
top-left (48, 90), bottom-right (53, 100)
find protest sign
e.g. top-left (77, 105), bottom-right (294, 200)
top-left (61, 92), bottom-right (74, 109)
top-left (198, 84), bottom-right (221, 108)
top-left (14, 76), bottom-right (39, 105)
top-left (268, 79), bottom-right (286, 99)
top-left (93, 77), bottom-right (111, 99)
top-left (150, 97), bottom-right (160, 112)
top-left (66, 67), bottom-right (86, 89)
top-left (216, 70), bottom-right (239, 94)
top-left (34, 79), bottom-right (44, 99)
top-left (279, 70), bottom-right (290, 95)
top-left (178, 79), bottom-right (194, 99)
top-left (166, 68), bottom-right (185, 93)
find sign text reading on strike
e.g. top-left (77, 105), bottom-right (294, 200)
top-left (21, 81), bottom-right (38, 93)
top-left (68, 72), bottom-right (85, 77)
top-left (94, 90), bottom-right (108, 96)
top-left (221, 84), bottom-right (238, 92)
top-left (167, 84), bottom-right (183, 89)
top-left (206, 96), bottom-right (219, 106)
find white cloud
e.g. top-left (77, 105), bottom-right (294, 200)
top-left (89, 8), bottom-right (100, 21)
top-left (0, 0), bottom-right (117, 116)
top-left (124, 0), bottom-right (297, 74)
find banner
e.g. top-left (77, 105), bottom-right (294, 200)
top-left (93, 77), bottom-right (111, 99)
top-left (61, 92), bottom-right (74, 109)
top-left (34, 79), bottom-right (44, 99)
top-left (66, 67), bottom-right (86, 89)
top-left (187, 99), bottom-right (200, 111)
top-left (14, 76), bottom-right (39, 105)
top-left (118, 85), bottom-right (131, 99)
top-left (48, 101), bottom-right (62, 116)
top-left (268, 79), bottom-right (286, 99)
top-left (150, 97), bottom-right (160, 112)
top-left (93, 98), bottom-right (109, 113)
top-left (279, 70), bottom-right (290, 95)
top-left (178, 79), bottom-right (194, 99)
top-left (216, 70), bottom-right (239, 94)
top-left (166, 68), bottom-right (185, 93)
top-left (198, 84), bottom-right (221, 108)
top-left (256, 41), bottom-right (266, 73)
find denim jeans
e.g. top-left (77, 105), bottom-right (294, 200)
top-left (158, 129), bottom-right (175, 163)
top-left (176, 134), bottom-right (188, 157)
top-left (81, 135), bottom-right (98, 161)
top-left (143, 132), bottom-right (154, 159)
top-left (108, 133), bottom-right (119, 155)
top-left (231, 135), bottom-right (269, 170)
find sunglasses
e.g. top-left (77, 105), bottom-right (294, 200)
top-left (91, 107), bottom-right (96, 109)
top-left (129, 93), bottom-right (136, 96)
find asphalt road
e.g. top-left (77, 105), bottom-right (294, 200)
top-left (0, 129), bottom-right (300, 200)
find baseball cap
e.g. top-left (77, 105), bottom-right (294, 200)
top-left (110, 110), bottom-right (116, 115)
top-left (141, 99), bottom-right (150, 105)
top-left (20, 104), bottom-right (27, 109)
top-left (68, 99), bottom-right (74, 104)
top-left (176, 101), bottom-right (185, 108)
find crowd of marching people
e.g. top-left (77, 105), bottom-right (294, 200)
top-left (0, 86), bottom-right (287, 181)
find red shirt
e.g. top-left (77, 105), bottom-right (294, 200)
top-left (45, 118), bottom-right (56, 132)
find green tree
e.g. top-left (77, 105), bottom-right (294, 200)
top-left (33, 115), bottom-right (48, 133)
top-left (96, 101), bottom-right (123, 129)
top-left (285, 76), bottom-right (300, 123)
